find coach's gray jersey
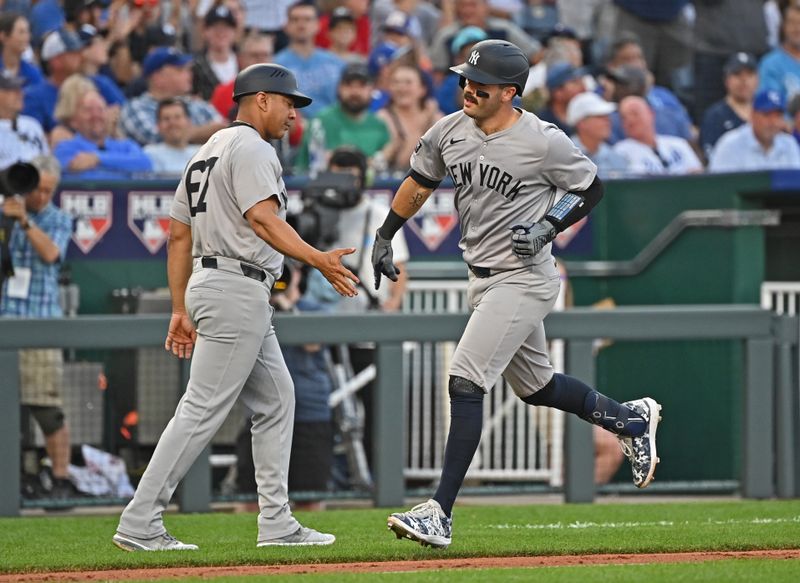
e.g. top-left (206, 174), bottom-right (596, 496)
top-left (171, 124), bottom-right (287, 278)
top-left (411, 109), bottom-right (596, 270)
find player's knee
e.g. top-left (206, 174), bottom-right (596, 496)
top-left (448, 376), bottom-right (485, 400)
top-left (521, 375), bottom-right (556, 406)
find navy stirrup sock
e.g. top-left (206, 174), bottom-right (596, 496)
top-left (434, 384), bottom-right (483, 517)
top-left (523, 373), bottom-right (645, 437)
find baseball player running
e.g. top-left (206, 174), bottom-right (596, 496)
top-left (113, 64), bottom-right (359, 551)
top-left (372, 40), bottom-right (662, 549)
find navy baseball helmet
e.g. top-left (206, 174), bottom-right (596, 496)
top-left (233, 63), bottom-right (313, 108)
top-left (450, 39), bottom-right (529, 96)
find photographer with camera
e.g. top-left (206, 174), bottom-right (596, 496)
top-left (1, 155), bottom-right (77, 506)
top-left (303, 146), bottom-right (409, 476)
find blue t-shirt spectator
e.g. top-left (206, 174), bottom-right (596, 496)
top-left (758, 48), bottom-right (800, 103)
top-left (0, 59), bottom-right (43, 87)
top-left (23, 78), bottom-right (125, 133)
top-left (273, 48), bottom-right (345, 118)
top-left (54, 133), bottom-right (152, 180)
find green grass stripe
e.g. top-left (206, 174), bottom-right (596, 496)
top-left (2, 500), bottom-right (799, 574)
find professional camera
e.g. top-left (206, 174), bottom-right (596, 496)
top-left (1, 162), bottom-right (40, 281)
top-left (288, 170), bottom-right (362, 249)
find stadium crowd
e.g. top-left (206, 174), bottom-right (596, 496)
top-left (2, 0), bottom-right (800, 180)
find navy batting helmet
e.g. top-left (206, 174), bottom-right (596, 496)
top-left (450, 39), bottom-right (529, 96)
top-left (233, 63), bottom-right (313, 108)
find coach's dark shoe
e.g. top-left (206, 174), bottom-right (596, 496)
top-left (618, 397), bottom-right (662, 488)
top-left (387, 499), bottom-right (452, 548)
top-left (112, 532), bottom-right (199, 551)
top-left (257, 526), bottom-right (335, 547)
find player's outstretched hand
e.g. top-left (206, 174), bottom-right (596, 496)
top-left (371, 231), bottom-right (400, 290)
top-left (319, 247), bottom-right (360, 297)
top-left (510, 219), bottom-right (558, 258)
top-left (165, 311), bottom-right (197, 360)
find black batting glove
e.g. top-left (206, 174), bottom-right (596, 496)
top-left (371, 230), bottom-right (400, 290)
top-left (510, 219), bottom-right (558, 258)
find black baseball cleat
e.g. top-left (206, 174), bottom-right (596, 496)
top-left (387, 499), bottom-right (452, 549)
top-left (618, 397), bottom-right (662, 488)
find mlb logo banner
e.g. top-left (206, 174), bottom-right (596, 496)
top-left (404, 189), bottom-right (458, 252)
top-left (59, 191), bottom-right (113, 254)
top-left (128, 191), bottom-right (173, 254)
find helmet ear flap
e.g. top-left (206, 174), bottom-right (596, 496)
top-left (458, 75), bottom-right (466, 89)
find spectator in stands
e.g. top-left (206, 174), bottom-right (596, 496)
top-left (143, 98), bottom-right (199, 175)
top-left (316, 0), bottom-right (371, 57)
top-left (611, 0), bottom-right (692, 91)
top-left (50, 74), bottom-right (98, 148)
top-left (240, 0), bottom-right (292, 52)
top-left (326, 7), bottom-right (362, 64)
top-left (521, 24), bottom-right (587, 100)
top-left (435, 25), bottom-right (488, 115)
top-left (700, 53), bottom-right (759, 159)
top-left (54, 90), bottom-right (152, 179)
top-left (709, 89), bottom-right (800, 172)
top-left (22, 28), bottom-right (85, 133)
top-left (192, 5), bottom-right (239, 101)
top-left (692, 0), bottom-right (768, 122)
top-left (274, 2), bottom-right (346, 118)
top-left (515, 0), bottom-right (560, 43)
top-left (566, 91), bottom-right (629, 179)
top-left (377, 64), bottom-right (442, 175)
top-left (119, 47), bottom-right (225, 145)
top-left (759, 2), bottom-right (800, 103)
top-left (613, 95), bottom-right (703, 175)
top-left (295, 62), bottom-right (390, 173)
top-left (371, 0), bottom-right (442, 47)
top-left (101, 40), bottom-right (140, 98)
top-left (211, 32), bottom-right (274, 120)
top-left (124, 0), bottom-right (174, 64)
top-left (78, 24), bottom-right (125, 130)
top-left (0, 72), bottom-right (48, 170)
top-left (0, 154), bottom-right (76, 505)
top-left (0, 12), bottom-right (43, 87)
top-left (429, 0), bottom-right (540, 77)
top-left (603, 33), bottom-right (693, 144)
top-left (537, 61), bottom-right (584, 133)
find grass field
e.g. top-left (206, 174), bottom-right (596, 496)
top-left (2, 499), bottom-right (800, 581)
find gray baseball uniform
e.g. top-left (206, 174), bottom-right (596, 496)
top-left (117, 123), bottom-right (301, 542)
top-left (411, 110), bottom-right (596, 395)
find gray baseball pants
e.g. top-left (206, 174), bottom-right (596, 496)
top-left (117, 258), bottom-right (300, 541)
top-left (449, 260), bottom-right (561, 396)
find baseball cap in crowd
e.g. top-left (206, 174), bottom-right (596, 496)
top-left (605, 65), bottom-right (647, 93)
top-left (723, 52), bottom-right (758, 76)
top-left (330, 6), bottom-right (355, 28)
top-left (41, 28), bottom-right (85, 62)
top-left (367, 41), bottom-right (411, 77)
top-left (340, 61), bottom-right (372, 84)
top-left (753, 89), bottom-right (785, 113)
top-left (450, 26), bottom-right (488, 55)
top-left (566, 91), bottom-right (616, 126)
top-left (204, 5), bottom-right (237, 28)
top-left (546, 62), bottom-right (582, 91)
top-left (78, 23), bottom-right (99, 43)
top-left (143, 47), bottom-right (192, 77)
top-left (544, 23), bottom-right (578, 45)
top-left (382, 10), bottom-right (411, 36)
top-left (0, 71), bottom-right (24, 90)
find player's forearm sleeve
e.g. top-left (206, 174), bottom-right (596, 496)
top-left (377, 209), bottom-right (407, 240)
top-left (544, 175), bottom-right (604, 232)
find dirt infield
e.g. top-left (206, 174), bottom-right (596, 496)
top-left (2, 549), bottom-right (799, 582)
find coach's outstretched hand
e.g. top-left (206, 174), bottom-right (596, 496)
top-left (371, 230), bottom-right (400, 290)
top-left (510, 219), bottom-right (558, 258)
top-left (318, 247), bottom-right (360, 297)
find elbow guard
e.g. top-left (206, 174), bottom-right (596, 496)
top-left (544, 175), bottom-right (604, 232)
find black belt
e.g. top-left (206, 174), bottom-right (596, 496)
top-left (467, 264), bottom-right (494, 278)
top-left (201, 256), bottom-right (267, 282)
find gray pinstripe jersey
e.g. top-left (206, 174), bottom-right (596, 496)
top-left (170, 124), bottom-right (287, 278)
top-left (411, 109), bottom-right (597, 270)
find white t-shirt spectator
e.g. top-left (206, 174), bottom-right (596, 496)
top-left (613, 135), bottom-right (703, 175)
top-left (0, 115), bottom-right (49, 170)
top-left (709, 124), bottom-right (800, 172)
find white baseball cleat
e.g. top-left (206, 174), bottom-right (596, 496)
top-left (112, 532), bottom-right (198, 551)
top-left (387, 499), bottom-right (452, 549)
